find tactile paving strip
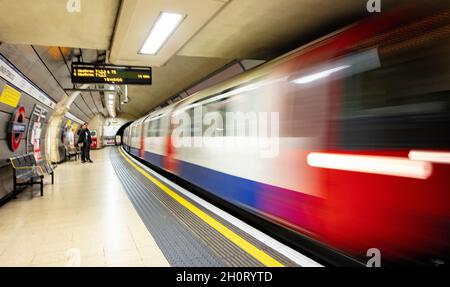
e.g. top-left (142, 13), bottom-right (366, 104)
top-left (110, 148), bottom-right (298, 267)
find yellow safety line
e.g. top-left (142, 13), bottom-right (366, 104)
top-left (118, 147), bottom-right (284, 267)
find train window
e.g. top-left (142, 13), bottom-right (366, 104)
top-left (224, 90), bottom-right (264, 137)
top-left (178, 108), bottom-right (192, 137)
top-left (171, 107), bottom-right (191, 137)
top-left (157, 117), bottom-right (165, 137)
top-left (339, 36), bottom-right (450, 149)
top-left (173, 107), bottom-right (203, 137)
top-left (148, 119), bottom-right (160, 137)
top-left (144, 121), bottom-right (150, 137)
top-left (279, 81), bottom-right (328, 138)
top-left (202, 98), bottom-right (227, 137)
top-left (188, 79), bottom-right (274, 138)
top-left (189, 107), bottom-right (204, 137)
top-left (146, 120), bottom-right (152, 137)
top-left (134, 125), bottom-right (141, 138)
top-left (156, 118), bottom-right (164, 137)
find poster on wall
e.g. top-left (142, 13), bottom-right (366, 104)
top-left (27, 104), bottom-right (48, 161)
top-left (61, 119), bottom-right (75, 146)
top-left (0, 84), bottom-right (21, 108)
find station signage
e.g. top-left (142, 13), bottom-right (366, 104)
top-left (71, 62), bottom-right (152, 85)
top-left (27, 104), bottom-right (48, 161)
top-left (10, 122), bottom-right (26, 133)
top-left (0, 84), bottom-right (21, 108)
top-left (7, 106), bottom-right (27, 151)
top-left (0, 54), bottom-right (56, 109)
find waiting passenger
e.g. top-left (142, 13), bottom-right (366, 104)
top-left (78, 123), bottom-right (93, 163)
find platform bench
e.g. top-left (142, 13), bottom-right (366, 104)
top-left (7, 153), bottom-right (54, 197)
top-left (65, 145), bottom-right (80, 161)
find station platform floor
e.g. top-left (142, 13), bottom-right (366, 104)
top-left (0, 147), bottom-right (321, 267)
top-left (0, 148), bottom-right (169, 267)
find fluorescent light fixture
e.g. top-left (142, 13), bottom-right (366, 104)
top-left (292, 65), bottom-right (351, 84)
top-left (140, 12), bottom-right (184, 55)
top-left (306, 152), bottom-right (432, 179)
top-left (109, 86), bottom-right (115, 91)
top-left (108, 94), bottom-right (114, 99)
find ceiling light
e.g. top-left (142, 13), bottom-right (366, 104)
top-left (108, 94), bottom-right (114, 99)
top-left (109, 86), bottom-right (115, 91)
top-left (140, 12), bottom-right (184, 55)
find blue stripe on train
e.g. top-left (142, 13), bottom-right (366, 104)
top-left (140, 150), bottom-right (321, 232)
top-left (177, 159), bottom-right (259, 208)
top-left (129, 148), bottom-right (164, 169)
top-left (140, 150), bottom-right (257, 206)
top-left (144, 151), bottom-right (164, 169)
top-left (130, 147), bottom-right (140, 157)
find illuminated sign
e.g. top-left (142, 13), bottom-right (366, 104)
top-left (71, 62), bottom-right (152, 85)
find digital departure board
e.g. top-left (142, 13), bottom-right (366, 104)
top-left (71, 63), bottom-right (152, 85)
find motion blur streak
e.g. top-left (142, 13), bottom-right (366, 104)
top-left (307, 153), bottom-right (432, 179)
top-left (292, 65), bottom-right (351, 84)
top-left (408, 150), bottom-right (450, 164)
top-left (123, 1), bottom-right (450, 265)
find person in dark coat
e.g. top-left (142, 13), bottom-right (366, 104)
top-left (78, 123), bottom-right (93, 163)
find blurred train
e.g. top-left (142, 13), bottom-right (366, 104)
top-left (123, 2), bottom-right (450, 265)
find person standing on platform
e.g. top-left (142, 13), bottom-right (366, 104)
top-left (78, 123), bottom-right (93, 163)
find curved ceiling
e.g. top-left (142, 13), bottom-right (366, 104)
top-left (0, 0), bottom-right (403, 119)
top-left (0, 0), bottom-right (120, 49)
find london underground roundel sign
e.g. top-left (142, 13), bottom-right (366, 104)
top-left (7, 106), bottom-right (26, 151)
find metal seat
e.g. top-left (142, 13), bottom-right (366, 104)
top-left (65, 145), bottom-right (79, 161)
top-left (8, 153), bottom-right (47, 197)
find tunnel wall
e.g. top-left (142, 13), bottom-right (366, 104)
top-left (0, 77), bottom-right (54, 204)
top-left (88, 114), bottom-right (106, 149)
top-left (55, 116), bottom-right (83, 162)
top-left (103, 116), bottom-right (134, 146)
